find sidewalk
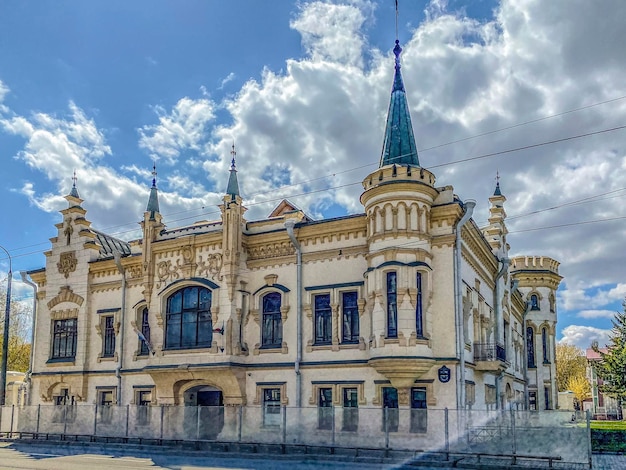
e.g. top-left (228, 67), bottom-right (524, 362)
top-left (593, 453), bottom-right (626, 470)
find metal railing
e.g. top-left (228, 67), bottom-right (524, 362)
top-left (0, 405), bottom-right (591, 468)
top-left (474, 342), bottom-right (506, 362)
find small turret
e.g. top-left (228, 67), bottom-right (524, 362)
top-left (145, 163), bottom-right (160, 221)
top-left (226, 143), bottom-right (241, 201)
top-left (484, 174), bottom-right (508, 256)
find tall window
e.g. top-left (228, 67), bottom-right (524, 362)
top-left (139, 308), bottom-right (151, 356)
top-left (342, 387), bottom-right (358, 431)
top-left (318, 387), bottom-right (333, 430)
top-left (527, 326), bottom-right (536, 368)
top-left (314, 294), bottom-right (332, 345)
top-left (410, 387), bottom-right (428, 433)
top-left (544, 386), bottom-right (550, 410)
top-left (542, 327), bottom-right (549, 363)
top-left (263, 388), bottom-right (281, 427)
top-left (51, 318), bottom-right (77, 359)
top-left (530, 294), bottom-right (540, 310)
top-left (416, 272), bottom-right (423, 338)
top-left (341, 291), bottom-right (359, 343)
top-left (102, 316), bottom-right (116, 358)
top-left (98, 389), bottom-right (114, 424)
top-left (136, 390), bottom-right (152, 425)
top-left (165, 286), bottom-right (212, 349)
top-left (382, 387), bottom-right (399, 432)
top-left (387, 272), bottom-right (398, 338)
top-left (262, 292), bottom-right (282, 348)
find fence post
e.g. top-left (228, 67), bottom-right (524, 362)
top-left (159, 405), bottom-right (164, 441)
top-left (237, 404), bottom-right (243, 442)
top-left (93, 404), bottom-right (98, 436)
top-left (196, 406), bottom-right (201, 441)
top-left (444, 408), bottom-right (449, 460)
top-left (331, 406), bottom-right (335, 450)
top-left (36, 404), bottom-right (40, 434)
top-left (125, 404), bottom-right (129, 438)
top-left (281, 406), bottom-right (287, 445)
top-left (9, 404), bottom-right (15, 438)
top-left (586, 409), bottom-right (592, 469)
top-left (511, 407), bottom-right (517, 465)
top-left (384, 406), bottom-right (389, 452)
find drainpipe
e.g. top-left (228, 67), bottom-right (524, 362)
top-left (521, 300), bottom-right (532, 410)
top-left (20, 272), bottom-right (38, 406)
top-left (285, 219), bottom-right (302, 408)
top-left (454, 199), bottom-right (475, 410)
top-left (113, 250), bottom-right (126, 406)
top-left (492, 257), bottom-right (510, 410)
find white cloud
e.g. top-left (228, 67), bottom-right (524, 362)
top-left (559, 325), bottom-right (612, 350)
top-left (218, 73), bottom-right (236, 90)
top-left (577, 310), bottom-right (618, 320)
top-left (138, 97), bottom-right (216, 165)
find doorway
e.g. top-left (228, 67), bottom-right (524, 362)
top-left (183, 385), bottom-right (224, 440)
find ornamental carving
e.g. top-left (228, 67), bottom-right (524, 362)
top-left (156, 260), bottom-right (179, 288)
top-left (196, 253), bottom-right (223, 280)
top-left (247, 242), bottom-right (295, 261)
top-left (57, 251), bottom-right (77, 279)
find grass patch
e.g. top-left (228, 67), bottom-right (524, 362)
top-left (590, 420), bottom-right (626, 430)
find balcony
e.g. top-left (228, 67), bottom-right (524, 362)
top-left (473, 342), bottom-right (507, 372)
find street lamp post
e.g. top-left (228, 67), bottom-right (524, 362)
top-left (0, 244), bottom-right (12, 406)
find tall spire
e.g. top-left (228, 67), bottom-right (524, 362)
top-left (379, 39), bottom-right (419, 168)
top-left (226, 142), bottom-right (240, 199)
top-left (146, 162), bottom-right (160, 220)
top-left (494, 171), bottom-right (502, 196)
top-left (69, 170), bottom-right (80, 198)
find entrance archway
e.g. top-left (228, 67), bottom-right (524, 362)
top-left (183, 385), bottom-right (224, 440)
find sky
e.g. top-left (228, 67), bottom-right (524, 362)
top-left (1, 0), bottom-right (625, 350)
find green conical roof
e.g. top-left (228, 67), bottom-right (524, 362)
top-left (226, 144), bottom-right (240, 199)
top-left (146, 165), bottom-right (160, 220)
top-left (379, 40), bottom-right (419, 168)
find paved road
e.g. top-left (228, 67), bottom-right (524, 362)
top-left (2, 442), bottom-right (624, 469)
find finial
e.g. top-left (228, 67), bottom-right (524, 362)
top-left (72, 170), bottom-right (77, 188)
top-left (395, 0), bottom-right (399, 42)
top-left (152, 162), bottom-right (157, 187)
top-left (494, 171), bottom-right (502, 196)
top-left (69, 169), bottom-right (80, 199)
top-left (230, 141), bottom-right (237, 171)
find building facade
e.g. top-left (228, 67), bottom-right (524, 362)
top-left (26, 40), bottom-right (562, 430)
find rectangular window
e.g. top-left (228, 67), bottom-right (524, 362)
top-left (317, 387), bottom-right (333, 430)
top-left (52, 388), bottom-right (75, 423)
top-left (98, 389), bottom-right (115, 424)
top-left (342, 387), bottom-right (358, 432)
top-left (139, 308), bottom-right (151, 356)
top-left (314, 294), bottom-right (332, 345)
top-left (136, 390), bottom-right (152, 425)
top-left (263, 388), bottom-right (282, 427)
top-left (341, 291), bottom-right (359, 343)
top-left (102, 316), bottom-right (116, 358)
top-left (544, 386), bottom-right (550, 410)
top-left (51, 318), bottom-right (77, 360)
top-left (529, 391), bottom-right (537, 411)
top-left (527, 327), bottom-right (536, 368)
top-left (465, 381), bottom-right (476, 408)
top-left (416, 272), bottom-right (423, 338)
top-left (382, 387), bottom-right (399, 432)
top-left (261, 293), bottom-right (283, 348)
top-left (485, 385), bottom-right (496, 408)
top-left (387, 272), bottom-right (398, 338)
top-left (410, 387), bottom-right (428, 433)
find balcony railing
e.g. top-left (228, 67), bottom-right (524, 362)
top-left (474, 342), bottom-right (506, 362)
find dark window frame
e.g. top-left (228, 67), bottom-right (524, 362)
top-left (341, 291), bottom-right (359, 344)
top-left (527, 326), bottom-right (536, 368)
top-left (314, 294), bottom-right (332, 345)
top-left (261, 292), bottom-right (283, 348)
top-left (165, 286), bottom-right (213, 350)
top-left (51, 318), bottom-right (77, 360)
top-left (342, 387), bottom-right (359, 432)
top-left (102, 315), bottom-right (116, 358)
top-left (386, 272), bottom-right (398, 338)
top-left (416, 272), bottom-right (424, 338)
top-left (139, 308), bottom-right (151, 356)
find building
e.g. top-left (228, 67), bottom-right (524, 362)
top-left (26, 39), bottom-right (562, 433)
top-left (584, 348), bottom-right (621, 419)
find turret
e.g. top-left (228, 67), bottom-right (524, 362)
top-left (140, 164), bottom-right (164, 308)
top-left (484, 175), bottom-right (509, 257)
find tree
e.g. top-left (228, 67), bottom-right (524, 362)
top-left (0, 282), bottom-right (32, 373)
top-left (556, 343), bottom-right (587, 392)
top-left (592, 300), bottom-right (626, 419)
top-left (567, 374), bottom-right (591, 409)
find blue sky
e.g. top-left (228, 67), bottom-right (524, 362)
top-left (1, 0), bottom-right (625, 349)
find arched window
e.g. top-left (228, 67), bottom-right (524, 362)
top-left (387, 272), bottom-right (398, 338)
top-left (542, 327), bottom-right (549, 363)
top-left (416, 272), bottom-right (424, 338)
top-left (530, 294), bottom-right (540, 310)
top-left (262, 292), bottom-right (282, 348)
top-left (526, 327), bottom-right (536, 368)
top-left (139, 307), bottom-right (151, 356)
top-left (165, 286), bottom-right (212, 349)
